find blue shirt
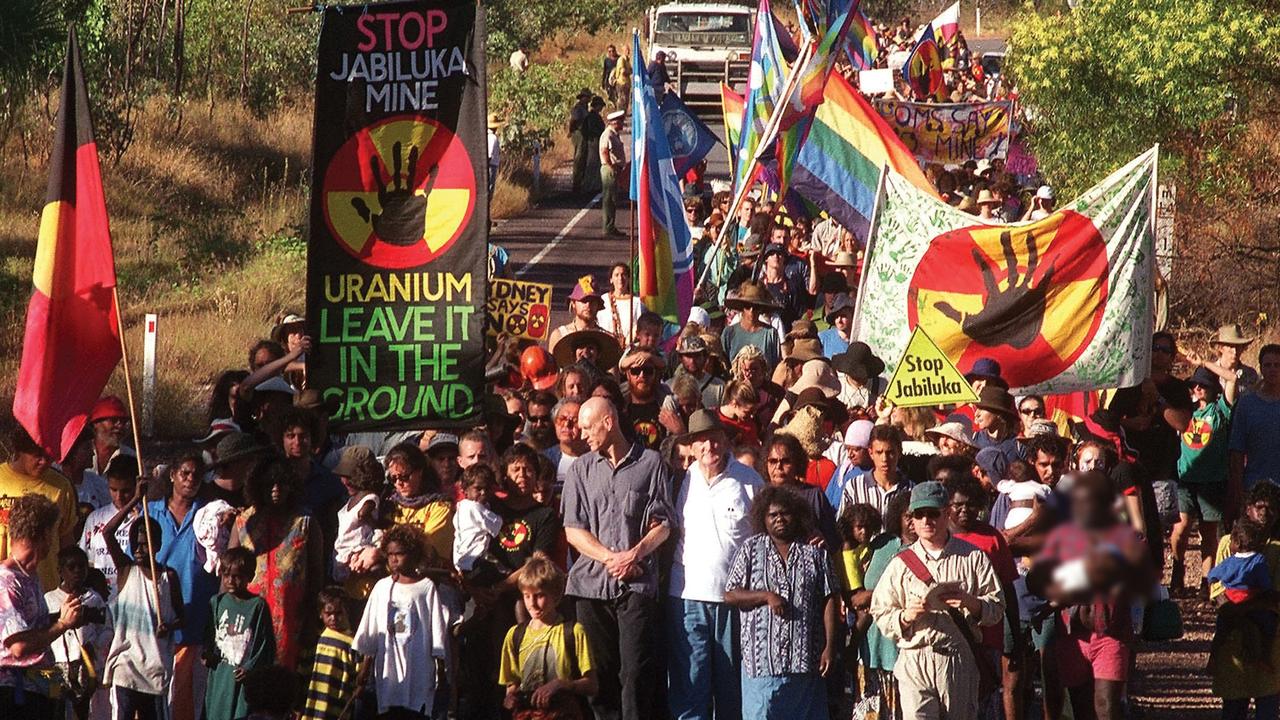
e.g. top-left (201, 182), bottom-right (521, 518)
top-left (1229, 393), bottom-right (1280, 489)
top-left (1208, 552), bottom-right (1271, 592)
top-left (817, 327), bottom-right (850, 358)
top-left (147, 499), bottom-right (219, 646)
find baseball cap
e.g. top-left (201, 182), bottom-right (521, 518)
top-left (909, 481), bottom-right (950, 513)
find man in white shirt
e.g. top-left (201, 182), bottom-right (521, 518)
top-left (666, 410), bottom-right (763, 720)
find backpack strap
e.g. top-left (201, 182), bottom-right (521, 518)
top-left (562, 622), bottom-right (580, 679)
top-left (512, 621), bottom-right (528, 657)
top-left (896, 548), bottom-right (936, 586)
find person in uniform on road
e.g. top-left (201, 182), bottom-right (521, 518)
top-left (870, 481), bottom-right (1005, 720)
top-left (599, 110), bottom-right (627, 238)
top-left (569, 88), bottom-right (592, 194)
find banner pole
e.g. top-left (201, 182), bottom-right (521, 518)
top-left (695, 41), bottom-right (814, 293)
top-left (111, 287), bottom-right (165, 629)
top-left (630, 197), bottom-right (638, 342)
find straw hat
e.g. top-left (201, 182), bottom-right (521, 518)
top-left (551, 328), bottom-right (622, 369)
top-left (1215, 323), bottom-right (1256, 346)
top-left (487, 112), bottom-right (505, 130)
top-left (779, 405), bottom-right (827, 458)
top-left (976, 189), bottom-right (1000, 206)
top-left (725, 282), bottom-right (782, 312)
top-left (829, 251), bottom-right (859, 268)
top-left (789, 359), bottom-right (841, 397)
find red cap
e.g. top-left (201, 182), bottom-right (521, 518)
top-left (89, 396), bottom-right (128, 423)
top-left (520, 346), bottom-right (559, 390)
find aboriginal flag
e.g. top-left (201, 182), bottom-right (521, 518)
top-left (14, 28), bottom-right (121, 461)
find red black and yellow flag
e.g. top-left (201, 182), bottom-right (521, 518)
top-left (14, 28), bottom-right (121, 461)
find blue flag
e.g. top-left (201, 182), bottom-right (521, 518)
top-left (659, 93), bottom-right (720, 177)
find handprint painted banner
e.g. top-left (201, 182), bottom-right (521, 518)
top-left (854, 147), bottom-right (1158, 394)
top-left (306, 0), bottom-right (488, 431)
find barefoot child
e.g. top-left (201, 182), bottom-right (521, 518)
top-left (101, 479), bottom-right (184, 720)
top-left (500, 553), bottom-right (597, 718)
top-left (203, 547), bottom-right (275, 720)
top-left (301, 587), bottom-right (364, 720)
top-left (353, 525), bottom-right (451, 719)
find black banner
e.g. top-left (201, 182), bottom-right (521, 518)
top-left (306, 0), bottom-right (487, 431)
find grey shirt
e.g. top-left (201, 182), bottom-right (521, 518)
top-left (562, 441), bottom-right (676, 599)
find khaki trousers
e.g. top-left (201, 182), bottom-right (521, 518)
top-left (894, 645), bottom-right (980, 720)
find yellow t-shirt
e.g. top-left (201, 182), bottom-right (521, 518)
top-left (841, 543), bottom-right (872, 591)
top-left (389, 500), bottom-right (455, 570)
top-left (499, 621), bottom-right (593, 691)
top-left (0, 463), bottom-right (78, 589)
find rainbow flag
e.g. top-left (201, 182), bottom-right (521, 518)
top-left (735, 0), bottom-right (788, 194)
top-left (904, 23), bottom-right (944, 101)
top-left (629, 31), bottom-right (694, 324)
top-left (721, 83), bottom-right (744, 158)
top-left (790, 71), bottom-right (936, 243)
top-left (15, 29), bottom-right (122, 461)
top-left (844, 6), bottom-right (878, 70)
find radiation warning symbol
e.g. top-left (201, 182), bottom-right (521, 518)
top-left (1183, 417), bottom-right (1214, 450)
top-left (322, 116), bottom-right (476, 269)
top-left (907, 211), bottom-right (1109, 388)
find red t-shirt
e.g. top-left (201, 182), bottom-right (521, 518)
top-left (955, 525), bottom-right (1019, 650)
top-left (804, 457), bottom-right (837, 491)
top-left (717, 411), bottom-right (760, 447)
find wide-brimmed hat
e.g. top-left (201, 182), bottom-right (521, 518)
top-left (787, 319), bottom-right (818, 341)
top-left (975, 189), bottom-right (1000, 206)
top-left (294, 388), bottom-right (339, 414)
top-left (974, 385), bottom-right (1018, 420)
top-left (787, 338), bottom-right (826, 364)
top-left (195, 418), bottom-right (240, 445)
top-left (793, 386), bottom-right (848, 424)
top-left (210, 432), bottom-right (272, 468)
top-left (89, 396), bottom-right (128, 423)
top-left (779, 405), bottom-right (827, 458)
top-left (725, 282), bottom-right (782, 312)
top-left (333, 445), bottom-right (378, 478)
top-left (829, 251), bottom-right (859, 269)
top-left (975, 159), bottom-right (993, 176)
top-left (679, 409), bottom-right (735, 443)
top-left (676, 335), bottom-right (708, 355)
top-left (925, 421), bottom-right (975, 448)
top-left (824, 293), bottom-right (856, 324)
top-left (737, 233), bottom-right (765, 259)
top-left (1215, 323), bottom-right (1256, 346)
top-left (618, 346), bottom-right (667, 371)
top-left (832, 342), bottom-right (885, 382)
top-left (1188, 366), bottom-right (1223, 394)
top-left (271, 313), bottom-right (305, 343)
top-left (487, 112), bottom-right (505, 130)
top-left (551, 327), bottom-right (622, 369)
top-left (965, 357), bottom-right (1008, 388)
top-left (789, 359), bottom-right (840, 397)
top-left (819, 273), bottom-right (849, 294)
top-left (1026, 419), bottom-right (1060, 438)
top-left (567, 275), bottom-right (603, 304)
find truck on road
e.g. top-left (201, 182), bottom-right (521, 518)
top-left (646, 2), bottom-right (754, 107)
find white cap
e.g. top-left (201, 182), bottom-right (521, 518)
top-left (843, 419), bottom-right (874, 448)
top-left (607, 110), bottom-right (626, 122)
top-left (255, 376), bottom-right (296, 395)
top-left (686, 306), bottom-right (710, 327)
top-left (1036, 185), bottom-right (1055, 201)
top-left (975, 158), bottom-right (992, 175)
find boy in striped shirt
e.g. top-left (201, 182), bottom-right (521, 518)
top-left (302, 587), bottom-right (363, 720)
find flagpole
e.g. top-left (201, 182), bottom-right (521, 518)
top-left (630, 195), bottom-right (637, 342)
top-left (850, 165), bottom-right (888, 341)
top-left (695, 40), bottom-right (815, 293)
top-left (111, 287), bottom-right (165, 628)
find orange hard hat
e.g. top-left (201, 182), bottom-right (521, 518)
top-left (520, 346), bottom-right (559, 390)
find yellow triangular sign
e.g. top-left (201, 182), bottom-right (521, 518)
top-left (884, 327), bottom-right (979, 408)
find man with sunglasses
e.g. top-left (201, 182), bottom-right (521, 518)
top-left (870, 481), bottom-right (1005, 720)
top-left (619, 348), bottom-right (679, 450)
top-left (1017, 395), bottom-right (1046, 437)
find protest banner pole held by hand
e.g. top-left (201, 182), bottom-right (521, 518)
top-left (111, 286), bottom-right (165, 630)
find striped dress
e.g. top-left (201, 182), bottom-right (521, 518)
top-left (301, 628), bottom-right (362, 720)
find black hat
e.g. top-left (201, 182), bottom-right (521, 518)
top-left (210, 432), bottom-right (272, 468)
top-left (832, 342), bottom-right (885, 382)
top-left (1188, 366), bottom-right (1223, 394)
top-left (974, 386), bottom-right (1018, 421)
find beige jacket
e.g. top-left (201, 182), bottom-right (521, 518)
top-left (870, 535), bottom-right (1005, 653)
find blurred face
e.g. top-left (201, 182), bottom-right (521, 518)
top-left (562, 372), bottom-right (586, 399)
top-left (575, 343), bottom-right (599, 364)
top-left (1191, 383), bottom-right (1214, 405)
top-left (678, 443), bottom-right (698, 470)
top-left (974, 408), bottom-right (997, 432)
top-left (107, 476), bottom-right (135, 510)
top-left (765, 502), bottom-right (798, 541)
top-left (320, 600), bottom-right (349, 632)
top-left (680, 352), bottom-right (707, 374)
top-left (458, 439), bottom-right (492, 470)
top-left (911, 507), bottom-right (944, 542)
top-left (737, 200), bottom-right (755, 222)
top-left (900, 509), bottom-right (918, 543)
top-left (506, 458), bottom-right (536, 495)
top-left (1248, 498), bottom-right (1279, 530)
top-left (220, 565), bottom-right (252, 595)
top-left (764, 253), bottom-right (782, 275)
top-left (428, 448), bottom-right (459, 485)
top-left (578, 407), bottom-right (612, 452)
top-left (1070, 485), bottom-right (1110, 527)
top-left (626, 364), bottom-right (658, 394)
top-left (59, 554), bottom-right (88, 592)
top-left (251, 347), bottom-right (276, 370)
top-left (851, 521), bottom-right (871, 545)
top-left (765, 445), bottom-right (796, 485)
top-left (526, 401), bottom-right (554, 431)
top-left (769, 228), bottom-right (787, 246)
top-left (949, 491), bottom-right (983, 530)
top-left (465, 475), bottom-right (494, 504)
top-left (870, 439), bottom-right (899, 475)
top-left (12, 450), bottom-right (51, 479)
top-left (93, 417), bottom-right (126, 448)
top-left (170, 460), bottom-right (201, 500)
top-left (692, 431), bottom-right (727, 475)
top-left (282, 425), bottom-right (312, 460)
top-left (611, 265), bottom-right (630, 294)
top-left (1077, 446), bottom-right (1106, 473)
top-left (522, 587), bottom-right (559, 623)
top-left (555, 403), bottom-right (582, 444)
top-left (1033, 450), bottom-right (1063, 485)
top-left (269, 478), bottom-right (291, 507)
top-left (386, 460), bottom-right (423, 496)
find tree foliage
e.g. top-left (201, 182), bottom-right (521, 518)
top-left (485, 0), bottom-right (647, 59)
top-left (489, 60), bottom-right (598, 157)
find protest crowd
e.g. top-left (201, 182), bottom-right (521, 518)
top-left (2, 3), bottom-right (1274, 720)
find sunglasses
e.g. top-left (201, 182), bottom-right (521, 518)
top-left (527, 414), bottom-right (552, 425)
top-left (1020, 407), bottom-right (1044, 416)
top-left (627, 366), bottom-right (657, 377)
top-left (912, 508), bottom-right (942, 520)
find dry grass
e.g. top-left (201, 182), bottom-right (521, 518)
top-left (491, 167), bottom-right (533, 220)
top-left (0, 96), bottom-right (313, 438)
